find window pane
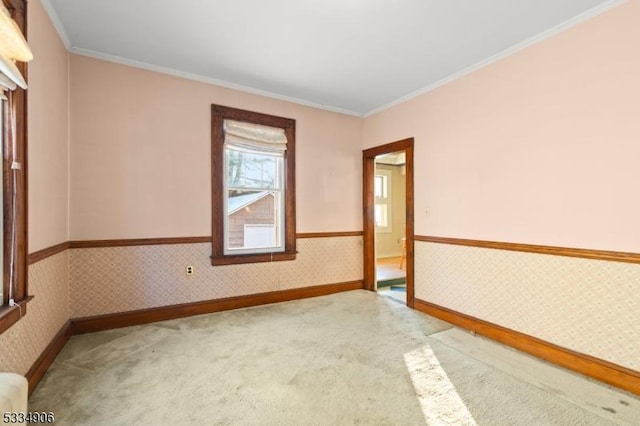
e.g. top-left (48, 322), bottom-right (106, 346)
top-left (227, 190), bottom-right (281, 250)
top-left (375, 175), bottom-right (387, 198)
top-left (374, 176), bottom-right (382, 197)
top-left (375, 204), bottom-right (388, 227)
top-left (245, 225), bottom-right (276, 248)
top-left (226, 148), bottom-right (280, 190)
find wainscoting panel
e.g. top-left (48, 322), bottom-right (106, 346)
top-left (70, 236), bottom-right (363, 318)
top-left (414, 241), bottom-right (640, 371)
top-left (0, 251), bottom-right (70, 375)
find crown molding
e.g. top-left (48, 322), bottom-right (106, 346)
top-left (39, 0), bottom-right (72, 49)
top-left (364, 0), bottom-right (627, 117)
top-left (69, 47), bottom-right (364, 118)
top-left (37, 0), bottom-right (626, 119)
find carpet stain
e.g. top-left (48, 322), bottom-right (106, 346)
top-left (602, 407), bottom-right (616, 413)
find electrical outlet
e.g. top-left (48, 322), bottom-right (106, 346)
top-left (186, 265), bottom-right (194, 276)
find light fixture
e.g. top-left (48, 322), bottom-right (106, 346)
top-left (0, 3), bottom-right (33, 91)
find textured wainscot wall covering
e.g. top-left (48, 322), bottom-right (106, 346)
top-left (70, 237), bottom-right (363, 318)
top-left (0, 253), bottom-right (70, 374)
top-left (415, 241), bottom-right (640, 371)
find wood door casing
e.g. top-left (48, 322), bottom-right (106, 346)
top-left (362, 138), bottom-right (415, 308)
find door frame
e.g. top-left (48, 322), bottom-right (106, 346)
top-left (362, 138), bottom-right (414, 308)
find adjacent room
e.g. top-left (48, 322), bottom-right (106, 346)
top-left (1, 0), bottom-right (640, 424)
top-left (374, 151), bottom-right (407, 304)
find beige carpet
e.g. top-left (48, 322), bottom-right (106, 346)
top-left (29, 290), bottom-right (639, 425)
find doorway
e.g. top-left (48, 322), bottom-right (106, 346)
top-left (363, 138), bottom-right (414, 308)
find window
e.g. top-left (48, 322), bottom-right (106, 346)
top-left (374, 168), bottom-right (392, 233)
top-left (374, 204), bottom-right (388, 228)
top-left (374, 174), bottom-right (387, 198)
top-left (0, 0), bottom-right (30, 335)
top-left (211, 105), bottom-right (296, 265)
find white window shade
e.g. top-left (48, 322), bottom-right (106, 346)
top-left (0, 53), bottom-right (25, 90)
top-left (0, 3), bottom-right (32, 91)
top-left (224, 119), bottom-right (287, 153)
top-left (0, 69), bottom-right (16, 91)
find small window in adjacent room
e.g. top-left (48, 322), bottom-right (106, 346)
top-left (374, 169), bottom-right (392, 233)
top-left (374, 174), bottom-right (387, 198)
top-left (211, 105), bottom-right (296, 265)
top-left (375, 204), bottom-right (388, 228)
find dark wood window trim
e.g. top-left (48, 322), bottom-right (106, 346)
top-left (1, 0), bottom-right (30, 335)
top-left (211, 105), bottom-right (296, 266)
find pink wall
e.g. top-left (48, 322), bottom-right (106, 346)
top-left (70, 55), bottom-right (362, 240)
top-left (363, 0), bottom-right (640, 253)
top-left (27, 0), bottom-right (69, 251)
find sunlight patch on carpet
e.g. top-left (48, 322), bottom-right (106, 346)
top-left (404, 345), bottom-right (477, 425)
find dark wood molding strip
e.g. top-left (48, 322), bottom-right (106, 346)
top-left (0, 296), bottom-right (32, 335)
top-left (69, 236), bottom-right (211, 249)
top-left (211, 251), bottom-right (297, 266)
top-left (70, 280), bottom-right (364, 334)
top-left (415, 299), bottom-right (640, 395)
top-left (49, 233), bottom-right (361, 251)
top-left (362, 138), bottom-right (414, 159)
top-left (415, 235), bottom-right (640, 265)
top-left (0, 305), bottom-right (21, 336)
top-left (296, 231), bottom-right (363, 238)
top-left (25, 321), bottom-right (71, 395)
top-left (28, 241), bottom-right (71, 265)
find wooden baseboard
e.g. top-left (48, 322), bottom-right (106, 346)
top-left (24, 281), bottom-right (363, 395)
top-left (414, 299), bottom-right (640, 395)
top-left (70, 280), bottom-right (364, 334)
top-left (25, 322), bottom-right (71, 396)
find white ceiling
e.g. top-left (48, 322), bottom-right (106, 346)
top-left (42, 0), bottom-right (619, 116)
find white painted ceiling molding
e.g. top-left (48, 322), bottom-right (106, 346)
top-left (68, 46), bottom-right (363, 117)
top-left (364, 0), bottom-right (626, 117)
top-left (39, 0), bottom-right (625, 118)
top-left (39, 0), bottom-right (71, 50)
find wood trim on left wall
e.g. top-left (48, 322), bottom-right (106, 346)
top-left (25, 322), bottom-right (71, 395)
top-left (69, 237), bottom-right (211, 249)
top-left (28, 232), bottom-right (365, 263)
top-left (27, 242), bottom-right (71, 265)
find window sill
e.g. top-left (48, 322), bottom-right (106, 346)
top-left (0, 296), bottom-right (33, 336)
top-left (211, 251), bottom-right (296, 266)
